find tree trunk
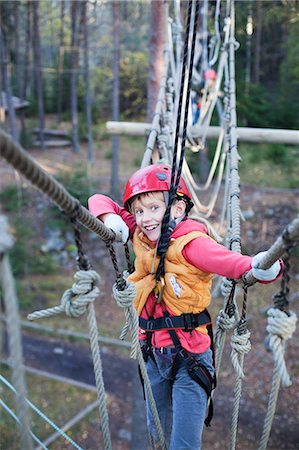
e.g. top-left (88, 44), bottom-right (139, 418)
top-left (14, 2), bottom-right (22, 99)
top-left (0, 28), bottom-right (19, 141)
top-left (23, 1), bottom-right (31, 101)
top-left (70, 0), bottom-right (81, 153)
top-left (253, 0), bottom-right (262, 84)
top-left (32, 0), bottom-right (45, 150)
top-left (82, 0), bottom-right (94, 163)
top-left (111, 0), bottom-right (121, 201)
top-left (147, 0), bottom-right (166, 122)
top-left (245, 1), bottom-right (253, 96)
top-left (57, 0), bottom-right (65, 124)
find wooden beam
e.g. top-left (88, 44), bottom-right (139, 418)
top-left (106, 121), bottom-right (299, 145)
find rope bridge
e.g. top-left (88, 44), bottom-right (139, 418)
top-left (1, 0), bottom-right (298, 449)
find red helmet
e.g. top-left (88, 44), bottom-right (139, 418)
top-left (204, 69), bottom-right (217, 80)
top-left (123, 164), bottom-right (192, 210)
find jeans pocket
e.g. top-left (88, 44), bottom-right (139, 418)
top-left (154, 352), bottom-right (177, 379)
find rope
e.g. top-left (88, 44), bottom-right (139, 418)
top-left (112, 272), bottom-right (139, 358)
top-left (266, 308), bottom-right (297, 387)
top-left (156, 0), bottom-right (199, 281)
top-left (0, 399), bottom-right (48, 450)
top-left (27, 268), bottom-right (112, 450)
top-left (0, 215), bottom-right (34, 450)
top-left (257, 312), bottom-right (298, 450)
top-left (0, 374), bottom-right (83, 450)
top-left (111, 272), bottom-right (167, 450)
top-left (0, 129), bottom-right (116, 244)
top-left (27, 270), bottom-right (100, 320)
top-left (243, 214), bottom-right (299, 286)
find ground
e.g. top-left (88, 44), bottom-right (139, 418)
top-left (1, 142), bottom-right (299, 450)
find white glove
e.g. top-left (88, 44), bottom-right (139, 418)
top-left (103, 214), bottom-right (129, 244)
top-left (251, 251), bottom-right (280, 281)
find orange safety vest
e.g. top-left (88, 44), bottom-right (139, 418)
top-left (128, 228), bottom-right (214, 333)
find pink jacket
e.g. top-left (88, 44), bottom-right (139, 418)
top-left (88, 194), bottom-right (282, 353)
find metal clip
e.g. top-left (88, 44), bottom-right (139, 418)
top-left (157, 277), bottom-right (165, 304)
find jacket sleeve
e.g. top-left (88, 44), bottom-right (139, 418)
top-left (88, 194), bottom-right (136, 237)
top-left (183, 236), bottom-right (282, 281)
top-left (183, 237), bottom-right (252, 279)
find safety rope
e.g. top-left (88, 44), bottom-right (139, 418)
top-left (257, 230), bottom-right (298, 450)
top-left (0, 215), bottom-right (34, 450)
top-left (208, 0), bottom-right (221, 67)
top-left (0, 399), bottom-right (48, 450)
top-left (0, 374), bottom-right (83, 450)
top-left (28, 214), bottom-right (113, 450)
top-left (156, 0), bottom-right (200, 281)
top-left (0, 130), bottom-right (116, 244)
top-left (112, 273), bottom-right (167, 450)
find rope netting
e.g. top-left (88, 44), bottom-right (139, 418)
top-left (0, 1), bottom-right (298, 449)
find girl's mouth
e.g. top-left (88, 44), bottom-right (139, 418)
top-left (144, 224), bottom-right (159, 231)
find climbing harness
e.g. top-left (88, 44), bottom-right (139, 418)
top-left (139, 309), bottom-right (212, 332)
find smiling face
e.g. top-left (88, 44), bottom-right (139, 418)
top-left (131, 191), bottom-right (186, 242)
top-left (131, 192), bottom-right (166, 242)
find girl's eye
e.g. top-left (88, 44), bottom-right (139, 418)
top-left (135, 209), bottom-right (143, 215)
top-left (151, 205), bottom-right (159, 211)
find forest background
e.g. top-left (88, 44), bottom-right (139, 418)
top-left (0, 1), bottom-right (299, 450)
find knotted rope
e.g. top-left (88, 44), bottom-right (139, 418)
top-left (257, 309), bottom-right (297, 450)
top-left (112, 272), bottom-right (139, 358)
top-left (230, 327), bottom-right (251, 379)
top-left (266, 307), bottom-right (297, 387)
top-left (27, 270), bottom-right (100, 320)
top-left (215, 279), bottom-right (238, 377)
top-left (0, 215), bottom-right (33, 450)
top-left (27, 267), bottom-right (112, 449)
top-left (112, 273), bottom-right (167, 450)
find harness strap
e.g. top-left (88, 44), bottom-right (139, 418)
top-left (139, 309), bottom-right (211, 332)
top-left (163, 311), bottom-right (216, 427)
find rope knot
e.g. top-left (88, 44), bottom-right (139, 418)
top-left (265, 307), bottom-right (297, 387)
top-left (112, 272), bottom-right (136, 309)
top-left (27, 270), bottom-right (101, 321)
top-left (62, 270), bottom-right (101, 317)
top-left (230, 327), bottom-right (251, 378)
top-left (266, 307), bottom-right (297, 341)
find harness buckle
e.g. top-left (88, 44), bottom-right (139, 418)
top-left (156, 277), bottom-right (165, 304)
top-left (165, 316), bottom-right (174, 328)
top-left (183, 313), bottom-right (196, 331)
top-left (147, 320), bottom-right (154, 330)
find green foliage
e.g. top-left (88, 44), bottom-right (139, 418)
top-left (44, 166), bottom-right (92, 232)
top-left (55, 166), bottom-right (91, 206)
top-left (86, 66), bottom-right (113, 121)
top-left (9, 218), bottom-right (59, 278)
top-left (0, 185), bottom-right (29, 212)
top-left (119, 51), bottom-right (148, 119)
top-left (238, 143), bottom-right (299, 188)
top-left (237, 83), bottom-right (273, 127)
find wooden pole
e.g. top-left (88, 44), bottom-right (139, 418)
top-left (106, 121), bottom-right (299, 145)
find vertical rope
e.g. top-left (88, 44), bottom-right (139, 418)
top-left (69, 214), bottom-right (112, 450)
top-left (156, 0), bottom-right (200, 280)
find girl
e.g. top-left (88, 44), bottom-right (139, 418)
top-left (88, 163), bottom-right (281, 450)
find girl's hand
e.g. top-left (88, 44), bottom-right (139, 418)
top-left (251, 251), bottom-right (280, 281)
top-left (103, 214), bottom-right (129, 244)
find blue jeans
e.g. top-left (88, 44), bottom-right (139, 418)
top-left (145, 348), bottom-right (214, 450)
